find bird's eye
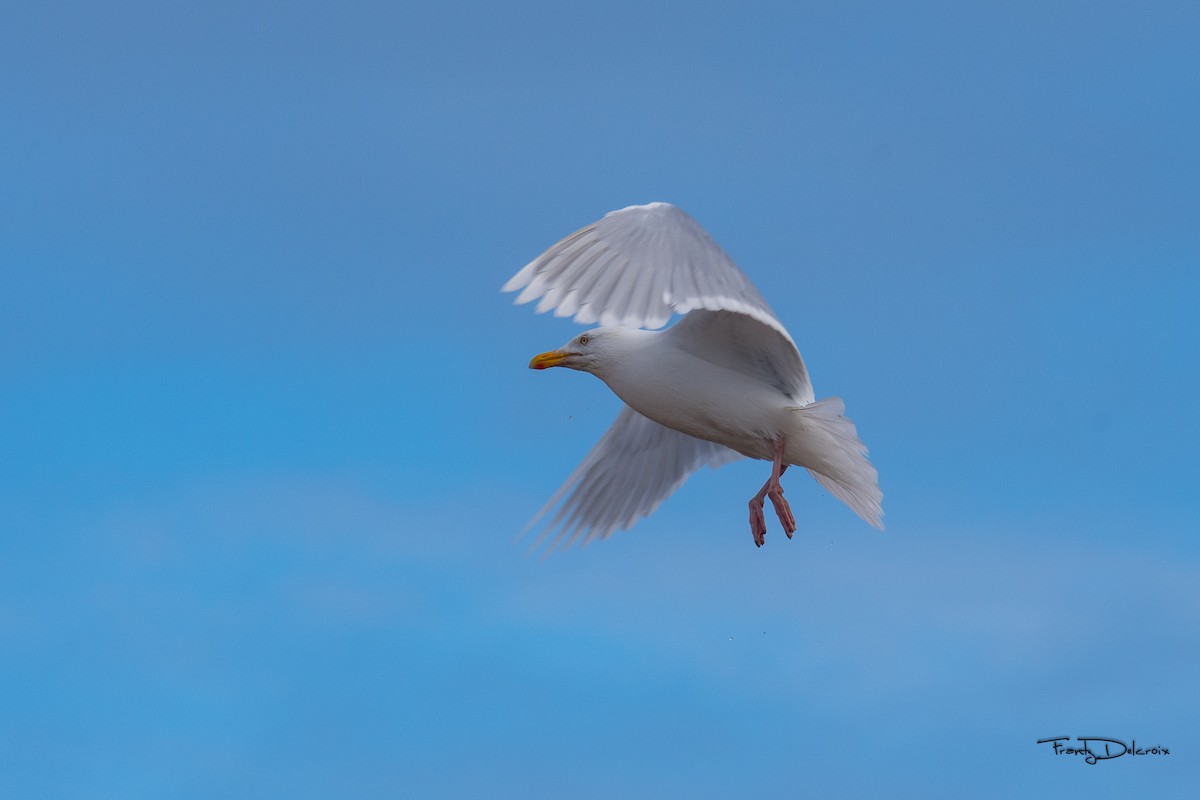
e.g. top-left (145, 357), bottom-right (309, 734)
top-left (579, 335), bottom-right (590, 346)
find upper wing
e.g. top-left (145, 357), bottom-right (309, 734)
top-left (524, 405), bottom-right (743, 553)
top-left (502, 202), bottom-right (793, 342)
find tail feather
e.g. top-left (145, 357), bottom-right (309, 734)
top-left (786, 398), bottom-right (884, 529)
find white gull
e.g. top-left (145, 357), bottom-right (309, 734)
top-left (504, 202), bottom-right (883, 551)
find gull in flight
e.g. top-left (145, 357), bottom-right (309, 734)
top-left (504, 202), bottom-right (882, 551)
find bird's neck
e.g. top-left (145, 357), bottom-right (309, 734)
top-left (593, 328), bottom-right (666, 405)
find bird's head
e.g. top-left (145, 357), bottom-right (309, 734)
top-left (528, 327), bottom-right (630, 375)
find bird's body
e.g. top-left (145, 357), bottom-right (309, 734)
top-left (505, 202), bottom-right (882, 550)
top-left (580, 326), bottom-right (799, 463)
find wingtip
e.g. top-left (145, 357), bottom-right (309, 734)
top-left (501, 267), bottom-right (532, 294)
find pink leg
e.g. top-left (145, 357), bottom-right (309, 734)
top-left (747, 438), bottom-right (796, 546)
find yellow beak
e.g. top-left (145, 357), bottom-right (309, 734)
top-left (529, 349), bottom-right (570, 370)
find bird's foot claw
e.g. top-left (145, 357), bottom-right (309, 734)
top-left (768, 487), bottom-right (796, 538)
top-left (749, 499), bottom-right (767, 547)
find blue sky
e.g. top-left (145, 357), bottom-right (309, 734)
top-left (2, 1), bottom-right (1198, 797)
